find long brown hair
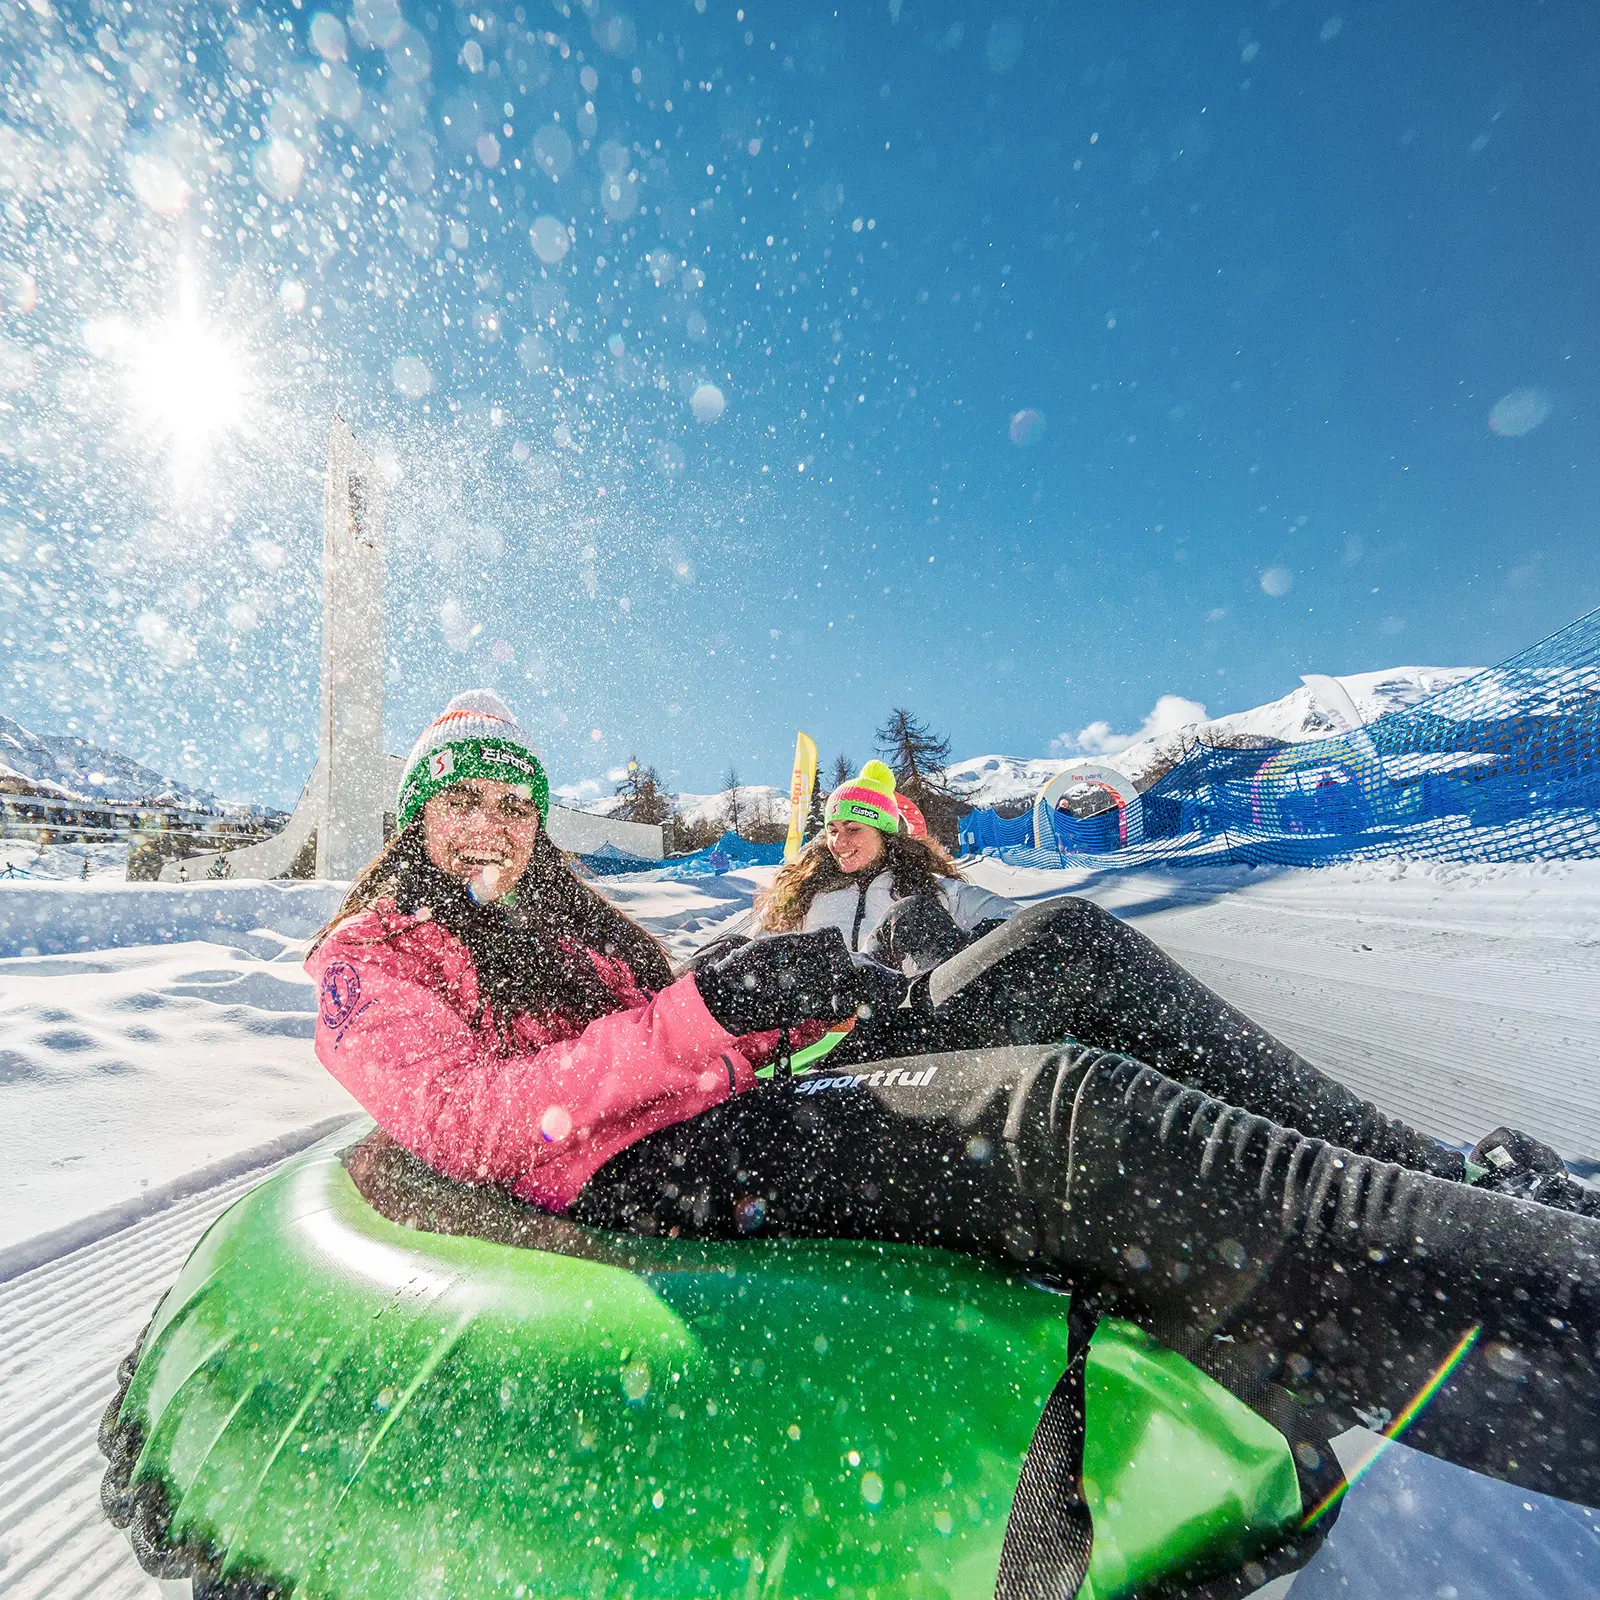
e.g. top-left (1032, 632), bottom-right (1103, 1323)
top-left (756, 829), bottom-right (964, 932)
top-left (313, 822), bottom-right (672, 1028)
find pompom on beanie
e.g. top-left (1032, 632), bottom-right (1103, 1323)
top-left (824, 759), bottom-right (902, 836)
top-left (396, 689), bottom-right (550, 831)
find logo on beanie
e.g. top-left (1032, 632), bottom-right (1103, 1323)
top-left (397, 721), bottom-right (551, 833)
top-left (481, 746), bottom-right (539, 778)
top-left (845, 802), bottom-right (881, 820)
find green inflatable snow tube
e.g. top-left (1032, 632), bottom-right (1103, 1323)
top-left (101, 1135), bottom-right (1300, 1599)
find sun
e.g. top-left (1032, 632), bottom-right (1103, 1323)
top-left (86, 274), bottom-right (254, 488)
top-left (126, 306), bottom-right (249, 458)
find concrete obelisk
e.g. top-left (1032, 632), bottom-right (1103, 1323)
top-left (317, 415), bottom-right (391, 878)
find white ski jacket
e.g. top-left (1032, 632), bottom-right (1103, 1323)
top-left (802, 870), bottom-right (1021, 954)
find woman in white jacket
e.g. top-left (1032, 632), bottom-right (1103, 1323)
top-left (756, 760), bottom-right (1018, 969)
top-left (733, 760), bottom-right (1591, 1210)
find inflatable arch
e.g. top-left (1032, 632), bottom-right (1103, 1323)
top-left (1248, 737), bottom-right (1387, 831)
top-left (1034, 762), bottom-right (1144, 849)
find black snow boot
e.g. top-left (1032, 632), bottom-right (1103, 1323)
top-left (1469, 1126), bottom-right (1600, 1216)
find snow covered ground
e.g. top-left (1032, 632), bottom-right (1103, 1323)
top-left (0, 881), bottom-right (354, 1260)
top-left (5, 854), bottom-right (1596, 1264)
top-left (0, 838), bottom-right (130, 882)
top-left (3, 856), bottom-right (1599, 1596)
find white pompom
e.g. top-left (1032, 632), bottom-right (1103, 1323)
top-left (443, 687), bottom-right (517, 722)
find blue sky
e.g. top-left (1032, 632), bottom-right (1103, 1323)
top-left (3, 0), bottom-right (1598, 807)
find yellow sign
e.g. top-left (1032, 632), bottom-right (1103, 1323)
top-left (783, 731), bottom-right (819, 863)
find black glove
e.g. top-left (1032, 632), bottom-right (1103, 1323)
top-left (870, 891), bottom-right (968, 974)
top-left (848, 954), bottom-right (913, 1024)
top-left (685, 933), bottom-right (752, 973)
top-left (693, 927), bottom-right (860, 1035)
top-left (1469, 1126), bottom-right (1600, 1215)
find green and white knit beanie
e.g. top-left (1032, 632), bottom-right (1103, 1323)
top-left (396, 689), bottom-right (550, 832)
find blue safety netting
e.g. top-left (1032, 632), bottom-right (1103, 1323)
top-left (960, 603), bottom-right (1600, 871)
top-left (958, 809), bottom-right (1036, 852)
top-left (575, 842), bottom-right (660, 877)
top-left (656, 830), bottom-right (788, 878)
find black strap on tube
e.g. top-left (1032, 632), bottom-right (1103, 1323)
top-left (993, 1305), bottom-right (1098, 1600)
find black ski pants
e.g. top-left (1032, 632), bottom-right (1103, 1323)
top-left (844, 895), bottom-right (1464, 1177)
top-left (575, 893), bottom-right (1465, 1248)
top-left (572, 897), bottom-right (1600, 1504)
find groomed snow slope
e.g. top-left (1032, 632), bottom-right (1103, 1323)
top-left (3, 859), bottom-right (1598, 1597)
top-left (0, 882), bottom-right (356, 1258)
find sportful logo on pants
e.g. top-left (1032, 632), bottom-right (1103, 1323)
top-left (793, 1065), bottom-right (940, 1096)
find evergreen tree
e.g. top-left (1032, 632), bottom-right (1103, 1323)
top-left (665, 810), bottom-right (723, 855)
top-left (720, 765), bottom-right (743, 836)
top-left (830, 754), bottom-right (853, 790)
top-left (806, 771), bottom-right (830, 837)
top-left (613, 758), bottom-right (672, 825)
top-left (875, 708), bottom-right (953, 789)
top-left (875, 708), bottom-right (962, 846)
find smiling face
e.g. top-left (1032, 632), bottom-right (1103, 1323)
top-left (825, 818), bottom-right (888, 875)
top-left (422, 779), bottom-right (540, 902)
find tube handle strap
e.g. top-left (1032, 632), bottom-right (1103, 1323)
top-left (994, 1304), bottom-right (1097, 1600)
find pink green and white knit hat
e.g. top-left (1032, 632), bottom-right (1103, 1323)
top-left (825, 759), bottom-right (902, 836)
top-left (396, 689), bottom-right (550, 831)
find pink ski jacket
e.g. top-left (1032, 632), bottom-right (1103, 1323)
top-left (306, 903), bottom-right (759, 1212)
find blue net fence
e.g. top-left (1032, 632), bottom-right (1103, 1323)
top-left (960, 604), bottom-right (1600, 872)
top-left (575, 842), bottom-right (665, 877)
top-left (644, 831), bottom-right (788, 880)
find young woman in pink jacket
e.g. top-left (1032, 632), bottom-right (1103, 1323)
top-left (306, 689), bottom-right (891, 1214)
top-left (309, 690), bottom-right (1600, 1509)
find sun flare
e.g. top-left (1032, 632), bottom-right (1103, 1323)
top-left (86, 277), bottom-right (254, 488)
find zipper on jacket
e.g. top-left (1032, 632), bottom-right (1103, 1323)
top-left (850, 879), bottom-right (870, 952)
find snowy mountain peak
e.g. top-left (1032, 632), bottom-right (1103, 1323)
top-left (1195, 667), bottom-right (1483, 752)
top-left (939, 756), bottom-right (1076, 811)
top-left (941, 665), bottom-right (1482, 808)
top-left (0, 714), bottom-right (265, 815)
